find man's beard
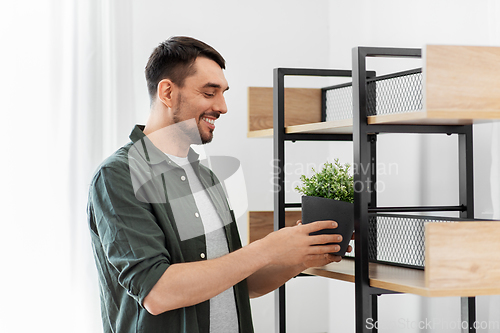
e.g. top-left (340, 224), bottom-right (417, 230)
top-left (172, 93), bottom-right (213, 144)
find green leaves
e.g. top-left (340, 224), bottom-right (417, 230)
top-left (295, 159), bottom-right (354, 203)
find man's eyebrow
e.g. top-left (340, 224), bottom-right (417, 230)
top-left (203, 82), bottom-right (229, 92)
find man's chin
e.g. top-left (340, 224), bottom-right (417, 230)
top-left (201, 134), bottom-right (213, 144)
top-left (198, 127), bottom-right (214, 144)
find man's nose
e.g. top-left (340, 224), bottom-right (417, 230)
top-left (213, 94), bottom-right (228, 114)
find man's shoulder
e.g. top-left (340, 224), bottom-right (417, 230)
top-left (91, 142), bottom-right (134, 183)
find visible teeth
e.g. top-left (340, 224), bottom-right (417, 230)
top-left (203, 117), bottom-right (215, 125)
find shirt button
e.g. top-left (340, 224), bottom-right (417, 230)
top-left (195, 212), bottom-right (200, 218)
top-left (180, 176), bottom-right (186, 181)
top-left (200, 253), bottom-right (206, 259)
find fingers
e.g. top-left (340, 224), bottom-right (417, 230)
top-left (309, 233), bottom-right (342, 245)
top-left (309, 243), bottom-right (342, 255)
top-left (326, 253), bottom-right (342, 263)
top-left (304, 253), bottom-right (342, 268)
top-left (303, 220), bottom-right (338, 233)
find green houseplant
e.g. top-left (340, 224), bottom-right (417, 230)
top-left (295, 159), bottom-right (354, 256)
top-left (295, 159), bottom-right (354, 203)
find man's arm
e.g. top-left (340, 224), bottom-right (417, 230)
top-left (143, 220), bottom-right (341, 315)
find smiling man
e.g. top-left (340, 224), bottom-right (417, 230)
top-left (87, 36), bottom-right (345, 333)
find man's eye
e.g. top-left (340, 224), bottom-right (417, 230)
top-left (205, 92), bottom-right (215, 97)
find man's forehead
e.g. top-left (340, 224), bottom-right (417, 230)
top-left (189, 57), bottom-right (228, 89)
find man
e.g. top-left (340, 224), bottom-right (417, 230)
top-left (87, 36), bottom-right (345, 333)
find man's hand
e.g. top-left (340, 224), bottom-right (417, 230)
top-left (246, 220), bottom-right (344, 298)
top-left (257, 220), bottom-right (343, 269)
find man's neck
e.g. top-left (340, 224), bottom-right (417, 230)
top-left (143, 108), bottom-right (191, 158)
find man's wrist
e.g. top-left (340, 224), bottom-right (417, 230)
top-left (246, 238), bottom-right (273, 268)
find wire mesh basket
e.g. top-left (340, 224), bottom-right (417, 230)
top-left (344, 214), bottom-right (469, 269)
top-left (324, 69), bottom-right (423, 121)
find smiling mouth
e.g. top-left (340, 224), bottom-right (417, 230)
top-left (202, 117), bottom-right (215, 125)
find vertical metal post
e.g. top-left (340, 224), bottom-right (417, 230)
top-left (458, 125), bottom-right (474, 219)
top-left (369, 135), bottom-right (378, 333)
top-left (273, 68), bottom-right (286, 333)
top-left (459, 125), bottom-right (475, 333)
top-left (461, 297), bottom-right (476, 333)
top-left (321, 87), bottom-right (327, 122)
top-left (353, 47), bottom-right (373, 333)
top-left (369, 134), bottom-right (378, 261)
top-left (371, 294), bottom-right (379, 333)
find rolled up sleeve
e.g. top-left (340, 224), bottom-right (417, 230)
top-left (90, 162), bottom-right (170, 306)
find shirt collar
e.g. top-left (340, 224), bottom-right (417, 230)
top-left (129, 124), bottom-right (200, 166)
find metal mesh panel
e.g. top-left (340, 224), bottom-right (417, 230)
top-left (367, 71), bottom-right (423, 116)
top-left (325, 85), bottom-right (353, 121)
top-left (324, 69), bottom-right (423, 121)
top-left (368, 215), bottom-right (447, 268)
top-left (344, 215), bottom-right (451, 269)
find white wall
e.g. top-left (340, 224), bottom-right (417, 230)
top-left (327, 1), bottom-right (500, 332)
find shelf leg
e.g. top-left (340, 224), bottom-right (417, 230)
top-left (353, 46), bottom-right (370, 333)
top-left (371, 294), bottom-right (379, 333)
top-left (460, 297), bottom-right (476, 333)
top-left (273, 68), bottom-right (287, 333)
top-left (459, 125), bottom-right (475, 333)
top-left (275, 285), bottom-right (286, 333)
top-left (458, 125), bottom-right (474, 220)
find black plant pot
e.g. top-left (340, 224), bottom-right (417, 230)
top-left (301, 196), bottom-right (354, 257)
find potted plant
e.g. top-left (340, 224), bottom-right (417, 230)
top-left (295, 159), bottom-right (354, 256)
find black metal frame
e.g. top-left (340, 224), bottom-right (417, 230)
top-left (273, 68), bottom-right (353, 333)
top-left (352, 46), bottom-right (475, 333)
top-left (272, 47), bottom-right (477, 333)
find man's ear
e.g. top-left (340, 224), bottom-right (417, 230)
top-left (157, 79), bottom-right (174, 108)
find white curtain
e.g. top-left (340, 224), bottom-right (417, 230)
top-left (0, 1), bottom-right (133, 332)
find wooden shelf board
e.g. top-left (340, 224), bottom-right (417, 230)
top-left (247, 111), bottom-right (500, 137)
top-left (367, 110), bottom-right (500, 125)
top-left (247, 87), bottom-right (322, 133)
top-left (425, 45), bottom-right (500, 115)
top-left (303, 258), bottom-right (500, 297)
top-left (247, 119), bottom-right (353, 137)
top-left (286, 119), bottom-right (353, 134)
top-left (303, 259), bottom-right (355, 283)
top-left (247, 128), bottom-right (273, 138)
top-left (425, 221), bottom-right (500, 294)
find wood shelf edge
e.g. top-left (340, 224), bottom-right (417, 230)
top-left (286, 119), bottom-right (353, 134)
top-left (302, 259), bottom-right (500, 297)
top-left (247, 129), bottom-right (273, 138)
top-left (248, 112), bottom-right (500, 138)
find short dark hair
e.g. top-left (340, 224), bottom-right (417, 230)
top-left (145, 36), bottom-right (226, 102)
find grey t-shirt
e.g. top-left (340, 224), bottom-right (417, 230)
top-left (167, 153), bottom-right (238, 333)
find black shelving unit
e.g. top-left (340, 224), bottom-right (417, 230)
top-left (272, 47), bottom-right (477, 333)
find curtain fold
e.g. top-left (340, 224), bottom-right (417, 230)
top-left (54, 1), bottom-right (135, 332)
top-left (1, 1), bottom-right (134, 332)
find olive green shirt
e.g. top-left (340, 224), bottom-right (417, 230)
top-left (87, 125), bottom-right (254, 333)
